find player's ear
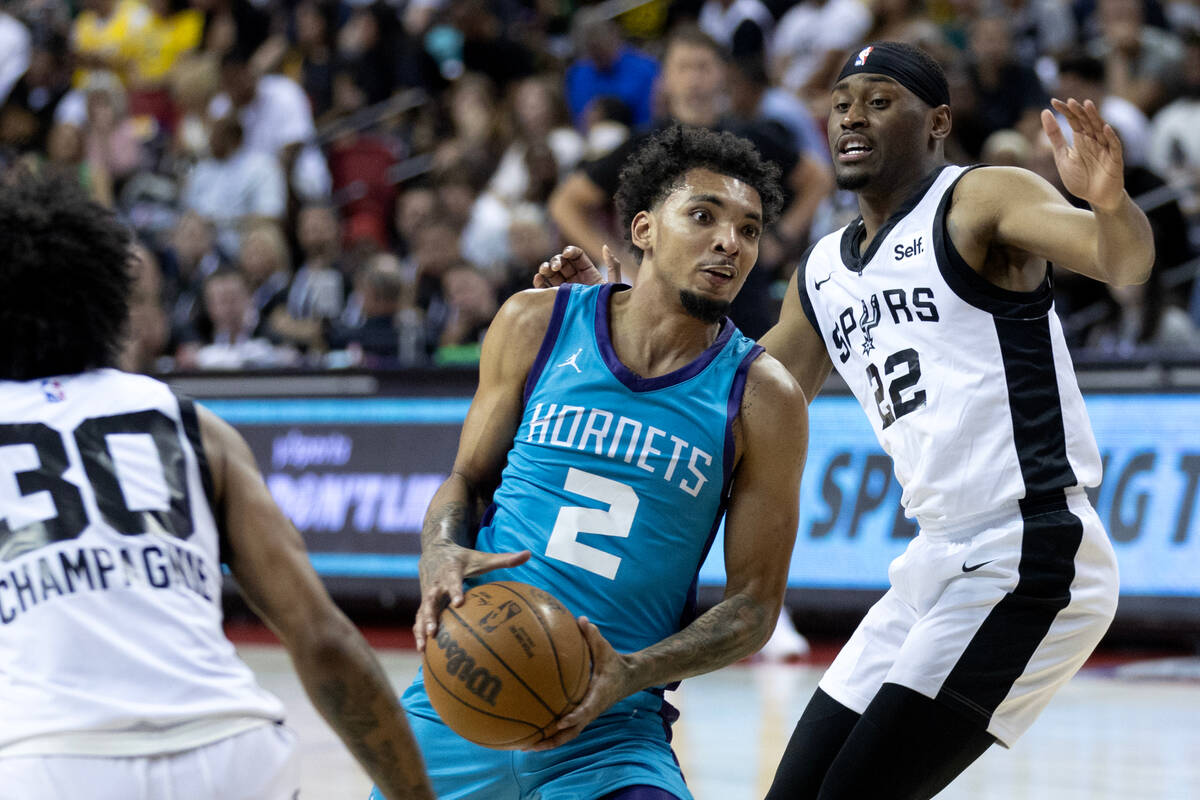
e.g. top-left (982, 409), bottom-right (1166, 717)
top-left (930, 105), bottom-right (952, 141)
top-left (630, 210), bottom-right (654, 257)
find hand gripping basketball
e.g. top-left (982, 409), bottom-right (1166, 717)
top-left (413, 542), bottom-right (530, 651)
top-left (423, 581), bottom-right (594, 750)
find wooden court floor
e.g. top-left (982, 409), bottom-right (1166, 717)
top-left (240, 639), bottom-right (1200, 800)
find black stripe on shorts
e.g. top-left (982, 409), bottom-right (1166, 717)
top-left (935, 313), bottom-right (1083, 722)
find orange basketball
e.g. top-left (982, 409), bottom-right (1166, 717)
top-left (423, 581), bottom-right (593, 749)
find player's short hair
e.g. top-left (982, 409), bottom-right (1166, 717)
top-left (0, 171), bottom-right (132, 380)
top-left (615, 124), bottom-right (784, 263)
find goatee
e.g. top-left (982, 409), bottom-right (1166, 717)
top-left (836, 171), bottom-right (871, 190)
top-left (679, 289), bottom-right (730, 324)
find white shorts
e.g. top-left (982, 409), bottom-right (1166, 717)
top-left (819, 489), bottom-right (1118, 747)
top-left (0, 722), bottom-right (300, 800)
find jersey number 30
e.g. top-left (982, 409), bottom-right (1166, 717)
top-left (546, 468), bottom-right (638, 580)
top-left (0, 411), bottom-right (194, 561)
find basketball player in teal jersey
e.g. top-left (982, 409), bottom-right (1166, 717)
top-left (537, 42), bottom-right (1154, 800)
top-left (371, 126), bottom-right (809, 800)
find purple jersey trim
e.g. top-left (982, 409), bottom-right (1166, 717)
top-left (594, 283), bottom-right (737, 393)
top-left (523, 286), bottom-right (575, 405)
top-left (724, 343), bottom-right (765, 486)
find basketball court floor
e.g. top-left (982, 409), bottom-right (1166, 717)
top-left (239, 633), bottom-right (1200, 800)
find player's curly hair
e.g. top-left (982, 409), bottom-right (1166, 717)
top-left (0, 170), bottom-right (132, 380)
top-left (615, 124), bottom-right (784, 263)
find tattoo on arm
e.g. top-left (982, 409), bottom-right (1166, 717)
top-left (305, 631), bottom-right (432, 798)
top-left (637, 593), bottom-right (770, 686)
top-left (421, 499), bottom-right (474, 549)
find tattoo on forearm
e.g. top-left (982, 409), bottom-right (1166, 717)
top-left (421, 500), bottom-right (472, 548)
top-left (644, 594), bottom-right (770, 684)
top-left (307, 635), bottom-right (432, 798)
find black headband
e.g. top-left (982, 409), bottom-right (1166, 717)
top-left (836, 43), bottom-right (950, 109)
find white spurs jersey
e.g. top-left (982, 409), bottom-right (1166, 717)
top-left (0, 369), bottom-right (284, 756)
top-left (799, 165), bottom-right (1101, 530)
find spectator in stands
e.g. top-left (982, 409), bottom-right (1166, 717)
top-left (326, 253), bottom-right (420, 365)
top-left (435, 264), bottom-right (497, 364)
top-left (70, 0), bottom-right (152, 87)
top-left (335, 2), bottom-right (403, 108)
top-left (461, 77), bottom-right (582, 272)
top-left (1055, 50), bottom-right (1151, 166)
top-left (180, 114), bottom-right (286, 256)
top-left (433, 72), bottom-right (505, 178)
top-left (279, 0), bottom-right (337, 121)
top-left (1085, 271), bottom-right (1200, 354)
top-left (0, 9), bottom-right (30, 106)
top-left (770, 0), bottom-right (873, 100)
top-left (127, 0), bottom-right (202, 129)
top-left (188, 267), bottom-right (297, 369)
top-left (565, 12), bottom-right (658, 128)
top-left (580, 95), bottom-right (633, 159)
top-left (698, 0), bottom-right (773, 58)
top-left (168, 52), bottom-right (218, 158)
top-left (238, 221), bottom-right (293, 338)
top-left (209, 48), bottom-right (330, 201)
top-left (953, 12), bottom-right (1049, 160)
top-left (1148, 32), bottom-right (1200, 185)
top-left (0, 32), bottom-right (71, 158)
top-left (393, 181), bottom-right (440, 258)
top-left (728, 52), bottom-right (833, 247)
top-left (1087, 0), bottom-right (1184, 114)
top-left (160, 210), bottom-right (226, 335)
top-left (1003, 0), bottom-right (1079, 66)
top-left (270, 203), bottom-right (348, 351)
top-left (448, 0), bottom-right (536, 94)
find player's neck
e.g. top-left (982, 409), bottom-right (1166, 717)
top-left (608, 286), bottom-right (723, 379)
top-left (857, 160), bottom-right (946, 240)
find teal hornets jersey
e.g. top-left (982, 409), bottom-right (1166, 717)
top-left (474, 283), bottom-right (763, 668)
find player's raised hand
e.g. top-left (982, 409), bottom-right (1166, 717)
top-left (526, 616), bottom-right (632, 751)
top-left (533, 245), bottom-right (623, 288)
top-left (413, 542), bottom-right (530, 651)
top-left (1042, 98), bottom-right (1126, 213)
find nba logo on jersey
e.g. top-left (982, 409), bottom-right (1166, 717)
top-left (40, 378), bottom-right (65, 402)
top-left (854, 46), bottom-right (874, 66)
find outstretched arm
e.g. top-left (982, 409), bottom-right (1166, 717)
top-left (949, 98), bottom-right (1154, 287)
top-left (200, 407), bottom-right (433, 800)
top-left (534, 356), bottom-right (809, 749)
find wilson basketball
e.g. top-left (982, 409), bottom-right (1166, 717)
top-left (423, 580), bottom-right (593, 749)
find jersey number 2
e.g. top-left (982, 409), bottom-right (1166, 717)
top-left (0, 411), bottom-right (194, 560)
top-left (545, 468), bottom-right (639, 580)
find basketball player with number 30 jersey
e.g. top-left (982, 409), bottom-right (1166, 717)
top-left (386, 126), bottom-right (808, 800)
top-left (0, 174), bottom-right (432, 800)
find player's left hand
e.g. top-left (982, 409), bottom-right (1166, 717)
top-left (525, 616), bottom-right (634, 751)
top-left (1042, 97), bottom-right (1126, 214)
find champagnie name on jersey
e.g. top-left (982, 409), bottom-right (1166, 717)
top-left (830, 286), bottom-right (940, 363)
top-left (525, 403), bottom-right (715, 498)
top-left (0, 539), bottom-right (216, 625)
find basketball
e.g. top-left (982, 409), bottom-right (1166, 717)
top-left (423, 580), bottom-right (592, 749)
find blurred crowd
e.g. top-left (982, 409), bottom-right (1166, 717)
top-left (1, 0), bottom-right (1198, 372)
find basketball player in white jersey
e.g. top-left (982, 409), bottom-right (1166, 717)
top-left (0, 173), bottom-right (432, 799)
top-left (535, 41), bottom-right (1154, 799)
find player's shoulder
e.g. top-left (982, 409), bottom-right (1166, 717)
top-left (488, 286), bottom-right (568, 350)
top-left (741, 350), bottom-right (808, 428)
top-left (950, 166), bottom-right (1065, 228)
top-left (953, 165), bottom-right (1057, 207)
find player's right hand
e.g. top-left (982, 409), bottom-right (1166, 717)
top-left (413, 542), bottom-right (530, 651)
top-left (533, 245), bottom-right (622, 288)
